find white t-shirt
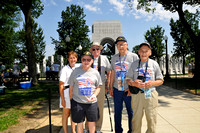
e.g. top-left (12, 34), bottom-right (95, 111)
top-left (59, 64), bottom-right (79, 86)
top-left (59, 64), bottom-right (80, 108)
top-left (93, 55), bottom-right (111, 83)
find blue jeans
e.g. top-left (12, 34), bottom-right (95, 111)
top-left (113, 87), bottom-right (133, 133)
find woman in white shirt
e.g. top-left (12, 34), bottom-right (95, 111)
top-left (59, 51), bottom-right (78, 133)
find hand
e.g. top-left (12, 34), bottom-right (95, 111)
top-left (124, 89), bottom-right (131, 96)
top-left (87, 94), bottom-right (97, 102)
top-left (105, 85), bottom-right (109, 94)
top-left (61, 99), bottom-right (66, 108)
top-left (145, 81), bottom-right (152, 89)
top-left (134, 79), bottom-right (145, 88)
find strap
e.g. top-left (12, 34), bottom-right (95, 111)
top-left (138, 59), bottom-right (148, 82)
top-left (92, 56), bottom-right (101, 75)
top-left (98, 55), bottom-right (101, 75)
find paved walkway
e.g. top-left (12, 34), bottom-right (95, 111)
top-left (60, 85), bottom-right (200, 133)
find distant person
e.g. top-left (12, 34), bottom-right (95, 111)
top-left (126, 42), bottom-right (164, 133)
top-left (46, 65), bottom-right (50, 80)
top-left (68, 51), bottom-right (102, 133)
top-left (59, 51), bottom-right (78, 133)
top-left (0, 72), bottom-right (7, 86)
top-left (51, 62), bottom-right (60, 80)
top-left (188, 62), bottom-right (192, 77)
top-left (12, 62), bottom-right (21, 86)
top-left (0, 62), bottom-right (6, 72)
top-left (109, 36), bottom-right (139, 133)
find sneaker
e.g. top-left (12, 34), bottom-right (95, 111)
top-left (84, 129), bottom-right (89, 133)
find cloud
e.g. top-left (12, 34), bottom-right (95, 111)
top-left (183, 4), bottom-right (200, 13)
top-left (129, 0), bottom-right (178, 21)
top-left (108, 0), bottom-right (125, 16)
top-left (84, 4), bottom-right (101, 12)
top-left (129, 0), bottom-right (199, 22)
top-left (93, 0), bottom-right (102, 4)
top-left (50, 0), bottom-right (57, 6)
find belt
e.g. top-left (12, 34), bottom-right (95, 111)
top-left (64, 85), bottom-right (69, 90)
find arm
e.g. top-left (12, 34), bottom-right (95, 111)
top-left (105, 71), bottom-right (111, 93)
top-left (59, 81), bottom-right (66, 108)
top-left (144, 79), bottom-right (163, 89)
top-left (109, 70), bottom-right (115, 97)
top-left (69, 86), bottom-right (73, 100)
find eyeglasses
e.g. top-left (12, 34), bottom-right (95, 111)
top-left (92, 48), bottom-right (100, 51)
top-left (82, 58), bottom-right (92, 62)
top-left (117, 42), bottom-right (127, 47)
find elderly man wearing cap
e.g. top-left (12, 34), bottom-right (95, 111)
top-left (110, 36), bottom-right (139, 133)
top-left (84, 42), bottom-right (111, 132)
top-left (126, 42), bottom-right (164, 133)
top-left (68, 51), bottom-right (102, 133)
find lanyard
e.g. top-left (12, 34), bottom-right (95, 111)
top-left (119, 54), bottom-right (127, 71)
top-left (119, 54), bottom-right (127, 90)
top-left (137, 59), bottom-right (148, 82)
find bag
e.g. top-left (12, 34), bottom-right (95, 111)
top-left (129, 85), bottom-right (140, 94)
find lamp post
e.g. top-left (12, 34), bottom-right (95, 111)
top-left (65, 35), bottom-right (70, 42)
top-left (78, 44), bottom-right (82, 51)
top-left (164, 35), bottom-right (170, 80)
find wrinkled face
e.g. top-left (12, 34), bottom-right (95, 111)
top-left (138, 45), bottom-right (152, 62)
top-left (68, 55), bottom-right (77, 66)
top-left (81, 55), bottom-right (93, 69)
top-left (116, 41), bottom-right (128, 54)
top-left (90, 46), bottom-right (101, 58)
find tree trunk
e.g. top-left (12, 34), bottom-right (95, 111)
top-left (182, 55), bottom-right (185, 75)
top-left (177, 3), bottom-right (200, 80)
top-left (20, 0), bottom-right (38, 85)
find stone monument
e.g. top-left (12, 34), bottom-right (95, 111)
top-left (92, 20), bottom-right (122, 54)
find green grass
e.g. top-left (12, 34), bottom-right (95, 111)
top-left (0, 81), bottom-right (59, 131)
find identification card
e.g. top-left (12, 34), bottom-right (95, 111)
top-left (144, 89), bottom-right (152, 99)
top-left (117, 77), bottom-right (123, 91)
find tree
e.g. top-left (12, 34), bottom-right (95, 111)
top-left (16, 19), bottom-right (46, 65)
top-left (7, 0), bottom-right (44, 85)
top-left (144, 25), bottom-right (165, 64)
top-left (170, 10), bottom-right (198, 74)
top-left (0, 1), bottom-right (21, 67)
top-left (132, 45), bottom-right (140, 56)
top-left (136, 0), bottom-right (200, 79)
top-left (52, 4), bottom-right (91, 59)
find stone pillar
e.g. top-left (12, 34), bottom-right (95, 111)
top-left (42, 58), bottom-right (46, 73)
top-left (48, 56), bottom-right (54, 65)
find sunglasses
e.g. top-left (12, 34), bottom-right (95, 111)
top-left (92, 48), bottom-right (100, 51)
top-left (82, 58), bottom-right (92, 62)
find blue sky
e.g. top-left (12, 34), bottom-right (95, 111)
top-left (34, 0), bottom-right (198, 58)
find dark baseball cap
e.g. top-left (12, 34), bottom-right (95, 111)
top-left (115, 36), bottom-right (127, 44)
top-left (139, 42), bottom-right (151, 49)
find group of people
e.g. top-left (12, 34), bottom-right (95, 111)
top-left (46, 62), bottom-right (61, 80)
top-left (0, 62), bottom-right (21, 87)
top-left (59, 36), bottom-right (164, 133)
